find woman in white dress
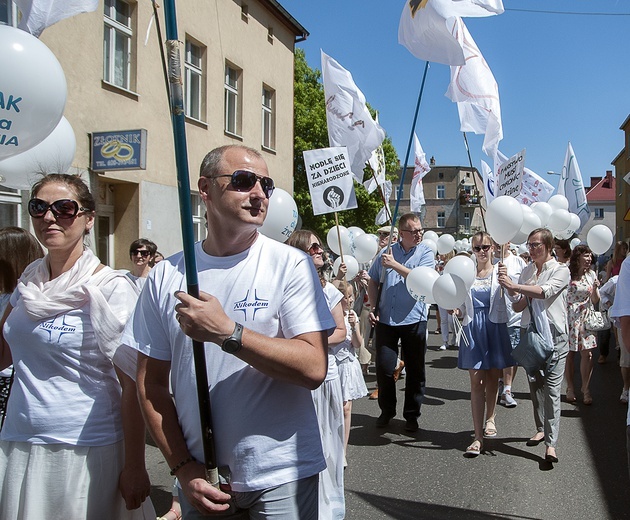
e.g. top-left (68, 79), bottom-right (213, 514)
top-left (0, 174), bottom-right (155, 519)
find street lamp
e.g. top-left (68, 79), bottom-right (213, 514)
top-left (547, 171), bottom-right (560, 176)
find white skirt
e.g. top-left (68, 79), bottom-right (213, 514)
top-left (337, 356), bottom-right (368, 402)
top-left (312, 377), bottom-right (345, 519)
top-left (0, 440), bottom-right (156, 520)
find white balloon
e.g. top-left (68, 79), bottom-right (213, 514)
top-left (554, 226), bottom-right (574, 240)
top-left (353, 233), bottom-right (378, 263)
top-left (423, 230), bottom-right (439, 243)
top-left (520, 207), bottom-right (541, 236)
top-left (547, 208), bottom-right (572, 232)
top-left (486, 196), bottom-right (524, 244)
top-left (568, 213), bottom-right (581, 233)
top-left (433, 273), bottom-right (467, 310)
top-left (443, 255), bottom-right (476, 290)
top-left (547, 194), bottom-right (569, 211)
top-left (347, 226), bottom-right (365, 240)
top-left (587, 225), bottom-right (614, 255)
top-left (422, 238), bottom-right (437, 255)
top-left (406, 266), bottom-right (439, 304)
top-left (0, 25), bottom-right (67, 160)
top-left (326, 226), bottom-right (352, 256)
top-left (453, 240), bottom-right (463, 252)
top-left (531, 202), bottom-right (553, 227)
top-left (333, 255), bottom-right (359, 281)
top-left (0, 116), bottom-right (75, 189)
top-left (518, 243), bottom-right (528, 255)
top-left (437, 233), bottom-right (455, 255)
top-left (570, 237), bottom-right (581, 250)
top-left (258, 188), bottom-right (298, 243)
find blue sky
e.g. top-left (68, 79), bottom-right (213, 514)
top-left (281, 0), bottom-right (630, 189)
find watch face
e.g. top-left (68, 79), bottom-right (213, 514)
top-left (222, 338), bottom-right (241, 353)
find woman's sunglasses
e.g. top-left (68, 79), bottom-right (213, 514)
top-left (472, 244), bottom-right (492, 253)
top-left (308, 243), bottom-right (323, 255)
top-left (212, 170), bottom-right (275, 199)
top-left (131, 250), bottom-right (151, 258)
top-left (28, 198), bottom-right (89, 219)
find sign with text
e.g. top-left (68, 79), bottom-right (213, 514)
top-left (90, 129), bottom-right (147, 171)
top-left (496, 149), bottom-right (526, 198)
top-left (303, 146), bottom-right (357, 215)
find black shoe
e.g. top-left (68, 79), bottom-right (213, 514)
top-left (545, 453), bottom-right (559, 463)
top-left (376, 413), bottom-right (394, 427)
top-left (404, 418), bottom-right (419, 432)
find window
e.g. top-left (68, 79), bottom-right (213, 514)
top-left (267, 26), bottom-right (274, 44)
top-left (261, 86), bottom-right (275, 151)
top-left (594, 208), bottom-right (605, 219)
top-left (241, 3), bottom-right (248, 22)
top-left (224, 63), bottom-right (242, 136)
top-left (437, 184), bottom-right (445, 199)
top-left (437, 211), bottom-right (446, 228)
top-left (438, 172), bottom-right (444, 180)
top-left (0, 185), bottom-right (22, 228)
top-left (0, 0), bottom-right (17, 26)
top-left (185, 39), bottom-right (204, 121)
top-left (103, 0), bottom-right (134, 90)
top-left (191, 193), bottom-right (206, 241)
top-left (464, 211), bottom-right (471, 232)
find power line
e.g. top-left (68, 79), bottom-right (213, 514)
top-left (506, 8), bottom-right (630, 16)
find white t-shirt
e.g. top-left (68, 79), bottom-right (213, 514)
top-left (123, 234), bottom-right (335, 492)
top-left (322, 282), bottom-right (343, 381)
top-left (2, 272), bottom-right (137, 445)
top-left (494, 253), bottom-right (526, 328)
top-left (609, 256), bottom-right (630, 426)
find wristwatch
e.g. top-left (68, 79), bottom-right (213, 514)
top-left (221, 322), bottom-right (244, 354)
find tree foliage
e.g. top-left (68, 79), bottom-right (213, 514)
top-left (293, 49), bottom-right (399, 240)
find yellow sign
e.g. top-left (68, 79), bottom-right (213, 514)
top-left (625, 207), bottom-right (630, 221)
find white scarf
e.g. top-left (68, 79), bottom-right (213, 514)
top-left (17, 248), bottom-right (138, 362)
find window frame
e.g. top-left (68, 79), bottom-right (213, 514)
top-left (594, 207), bottom-right (605, 219)
top-left (103, 0), bottom-right (134, 92)
top-left (437, 211), bottom-right (446, 228)
top-left (184, 39), bottom-right (205, 122)
top-left (261, 85), bottom-right (275, 151)
top-left (437, 184), bottom-right (446, 199)
top-left (224, 63), bottom-right (242, 137)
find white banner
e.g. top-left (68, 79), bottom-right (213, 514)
top-left (15, 0), bottom-right (98, 37)
top-left (558, 141), bottom-right (590, 228)
top-left (481, 159), bottom-right (496, 204)
top-left (375, 180), bottom-right (393, 225)
top-left (322, 51), bottom-right (385, 184)
top-left (410, 133), bottom-right (431, 212)
top-left (496, 149), bottom-right (525, 198)
top-left (303, 147), bottom-right (357, 216)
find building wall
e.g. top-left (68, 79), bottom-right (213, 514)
top-left (1, 0), bottom-right (302, 265)
top-left (613, 115), bottom-right (630, 241)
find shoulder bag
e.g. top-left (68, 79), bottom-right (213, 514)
top-left (511, 298), bottom-right (554, 377)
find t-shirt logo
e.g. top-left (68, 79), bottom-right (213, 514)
top-left (39, 315), bottom-right (77, 343)
top-left (232, 290), bottom-right (269, 321)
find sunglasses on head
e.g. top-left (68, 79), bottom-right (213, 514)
top-left (472, 244), bottom-right (492, 253)
top-left (308, 243), bottom-right (323, 254)
top-left (131, 249), bottom-right (151, 258)
top-left (28, 198), bottom-right (89, 219)
top-left (211, 170), bottom-right (275, 199)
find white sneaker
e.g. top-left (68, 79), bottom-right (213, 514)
top-left (500, 389), bottom-right (517, 408)
top-left (439, 344), bottom-right (447, 351)
top-left (620, 389), bottom-right (629, 404)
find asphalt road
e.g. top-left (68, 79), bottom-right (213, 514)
top-left (147, 310), bottom-right (630, 519)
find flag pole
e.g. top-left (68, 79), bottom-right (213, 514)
top-left (462, 132), bottom-right (487, 232)
top-left (371, 61), bottom-right (429, 334)
top-left (162, 0), bottom-right (219, 488)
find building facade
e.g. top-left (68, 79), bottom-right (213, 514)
top-left (612, 114), bottom-right (630, 242)
top-left (0, 0), bottom-right (306, 267)
top-left (582, 170), bottom-right (616, 245)
top-left (395, 161), bottom-right (485, 238)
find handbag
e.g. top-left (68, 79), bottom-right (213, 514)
top-left (584, 306), bottom-right (611, 332)
top-left (511, 299), bottom-right (554, 377)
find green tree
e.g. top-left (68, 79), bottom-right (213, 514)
top-left (293, 49), bottom-right (399, 240)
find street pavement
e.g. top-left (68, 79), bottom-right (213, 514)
top-left (147, 310), bottom-right (630, 519)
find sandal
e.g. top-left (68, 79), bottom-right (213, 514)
top-left (582, 391), bottom-right (593, 406)
top-left (464, 439), bottom-right (482, 458)
top-left (157, 509), bottom-right (182, 520)
top-left (483, 416), bottom-right (497, 438)
top-left (566, 388), bottom-right (577, 403)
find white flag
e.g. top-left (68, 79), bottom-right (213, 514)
top-left (410, 133), bottom-right (431, 212)
top-left (375, 180), bottom-right (393, 225)
top-left (446, 18), bottom-right (502, 159)
top-left (322, 51), bottom-right (385, 184)
top-left (398, 0), bottom-right (503, 66)
top-left (481, 159), bottom-right (496, 204)
top-left (365, 113), bottom-right (387, 195)
top-left (15, 0), bottom-right (98, 37)
top-left (558, 142), bottom-right (590, 229)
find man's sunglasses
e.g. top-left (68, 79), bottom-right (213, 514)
top-left (472, 244), bottom-right (492, 253)
top-left (131, 250), bottom-right (151, 258)
top-left (211, 170), bottom-right (275, 199)
top-left (28, 198), bottom-right (89, 219)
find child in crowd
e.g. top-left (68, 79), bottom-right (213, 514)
top-left (333, 282), bottom-right (368, 464)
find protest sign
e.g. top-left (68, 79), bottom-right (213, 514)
top-left (496, 148), bottom-right (525, 198)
